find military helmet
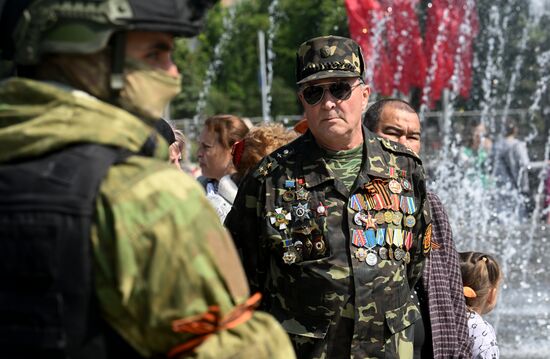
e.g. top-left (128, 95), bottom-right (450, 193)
top-left (296, 35), bottom-right (366, 85)
top-left (0, 0), bottom-right (216, 65)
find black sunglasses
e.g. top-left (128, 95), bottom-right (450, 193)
top-left (301, 81), bottom-right (361, 105)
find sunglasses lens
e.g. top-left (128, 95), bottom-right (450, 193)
top-left (329, 82), bottom-right (352, 100)
top-left (303, 85), bottom-right (324, 105)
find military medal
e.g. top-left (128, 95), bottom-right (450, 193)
top-left (394, 247), bottom-right (406, 261)
top-left (384, 211), bottom-right (393, 223)
top-left (282, 190), bottom-right (295, 202)
top-left (285, 179), bottom-right (296, 188)
top-left (354, 212), bottom-right (367, 226)
top-left (406, 197), bottom-right (416, 214)
top-left (282, 237), bottom-right (298, 265)
top-left (352, 229), bottom-right (367, 247)
top-left (296, 187), bottom-right (309, 201)
top-left (375, 228), bottom-right (386, 246)
top-left (364, 213), bottom-right (377, 229)
top-left (282, 250), bottom-right (297, 264)
top-left (313, 235), bottom-right (326, 255)
top-left (378, 246), bottom-right (388, 260)
top-left (269, 208), bottom-right (291, 230)
top-left (354, 248), bottom-right (368, 261)
top-left (401, 178), bottom-right (412, 191)
top-left (366, 251), bottom-right (378, 266)
top-left (390, 194), bottom-right (400, 211)
top-left (405, 231), bottom-right (413, 251)
top-left (392, 211), bottom-right (403, 225)
top-left (365, 229), bottom-right (378, 266)
top-left (393, 229), bottom-right (405, 261)
top-left (282, 238), bottom-right (293, 247)
top-left (349, 193), bottom-right (366, 212)
top-left (404, 251), bottom-right (411, 263)
top-left (375, 212), bottom-right (385, 225)
top-left (316, 202), bottom-right (328, 216)
top-left (405, 215), bottom-right (416, 228)
top-left (400, 196), bottom-right (417, 214)
top-left (388, 179), bottom-right (403, 194)
top-left (293, 203), bottom-right (310, 221)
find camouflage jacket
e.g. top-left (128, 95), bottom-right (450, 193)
top-left (226, 129), bottom-right (432, 359)
top-left (0, 78), bottom-right (295, 359)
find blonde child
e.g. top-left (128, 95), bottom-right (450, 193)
top-left (459, 252), bottom-right (502, 359)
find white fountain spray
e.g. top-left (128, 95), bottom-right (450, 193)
top-left (264, 0), bottom-right (281, 123)
top-left (193, 5), bottom-right (237, 126)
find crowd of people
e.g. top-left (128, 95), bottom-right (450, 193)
top-left (0, 1), bottom-right (508, 358)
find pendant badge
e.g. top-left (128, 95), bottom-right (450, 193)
top-left (394, 247), bottom-right (406, 261)
top-left (388, 179), bottom-right (403, 194)
top-left (379, 246), bottom-right (388, 260)
top-left (392, 211), bottom-right (403, 226)
top-left (366, 251), bottom-right (378, 266)
top-left (405, 215), bottom-right (416, 228)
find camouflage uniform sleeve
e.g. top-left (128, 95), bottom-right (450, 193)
top-left (407, 155), bottom-right (431, 288)
top-left (225, 172), bottom-right (266, 293)
top-left (92, 158), bottom-right (295, 358)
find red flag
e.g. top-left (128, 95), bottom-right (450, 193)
top-left (346, 0), bottom-right (427, 96)
top-left (423, 0), bottom-right (478, 107)
top-left (382, 0), bottom-right (427, 94)
top-left (345, 0), bottom-right (393, 96)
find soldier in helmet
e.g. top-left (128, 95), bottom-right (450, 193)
top-left (0, 1), bottom-right (294, 358)
top-left (226, 36), bottom-right (432, 358)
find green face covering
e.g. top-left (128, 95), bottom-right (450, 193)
top-left (118, 59), bottom-right (182, 120)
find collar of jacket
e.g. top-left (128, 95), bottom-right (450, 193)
top-left (297, 127), bottom-right (392, 192)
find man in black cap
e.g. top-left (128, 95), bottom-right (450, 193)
top-left (226, 35), bottom-right (431, 358)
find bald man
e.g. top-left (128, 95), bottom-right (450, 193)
top-left (365, 99), bottom-right (472, 359)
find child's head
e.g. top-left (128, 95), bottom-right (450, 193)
top-left (459, 251), bottom-right (502, 315)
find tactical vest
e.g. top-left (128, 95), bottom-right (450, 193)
top-left (0, 144), bottom-right (144, 359)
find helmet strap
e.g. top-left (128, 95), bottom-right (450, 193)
top-left (109, 32), bottom-right (126, 99)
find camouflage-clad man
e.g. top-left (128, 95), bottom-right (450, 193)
top-left (226, 36), bottom-right (432, 358)
top-left (0, 1), bottom-right (294, 358)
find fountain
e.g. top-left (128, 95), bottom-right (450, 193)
top-left (417, 2), bottom-right (550, 358)
top-left (345, 0), bottom-right (549, 356)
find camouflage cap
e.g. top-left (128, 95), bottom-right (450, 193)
top-left (296, 35), bottom-right (365, 85)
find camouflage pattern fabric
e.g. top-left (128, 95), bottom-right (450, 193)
top-left (296, 35), bottom-right (364, 85)
top-left (324, 144), bottom-right (363, 190)
top-left (226, 129), bottom-right (431, 359)
top-left (0, 78), bottom-right (295, 359)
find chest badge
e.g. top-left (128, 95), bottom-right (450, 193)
top-left (269, 208), bottom-right (291, 230)
top-left (316, 202), bottom-right (328, 216)
top-left (293, 203), bottom-right (311, 222)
